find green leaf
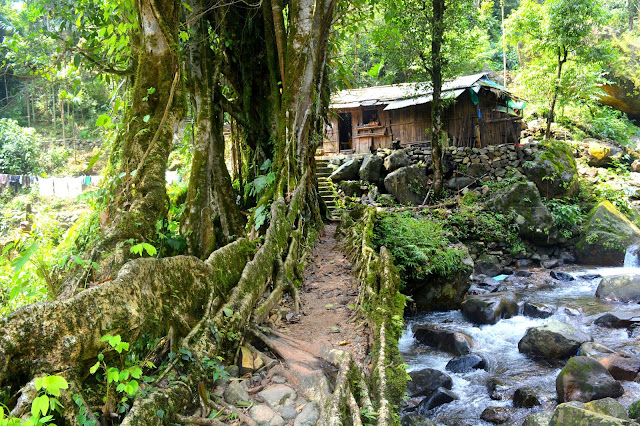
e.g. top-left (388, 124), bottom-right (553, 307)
top-left (147, 87), bottom-right (156, 95)
top-left (222, 307), bottom-right (233, 317)
top-left (119, 370), bottom-right (130, 381)
top-left (42, 375), bottom-right (68, 397)
top-left (89, 362), bottom-right (100, 374)
top-left (156, 409), bottom-right (165, 419)
top-left (143, 115), bottom-right (150, 123)
top-left (11, 242), bottom-right (39, 274)
top-left (95, 114), bottom-right (111, 127)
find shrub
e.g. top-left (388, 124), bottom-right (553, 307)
top-left (544, 198), bottom-right (585, 238)
top-left (0, 118), bottom-right (41, 175)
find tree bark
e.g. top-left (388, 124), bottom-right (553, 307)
top-left (545, 47), bottom-right (567, 140)
top-left (430, 0), bottom-right (446, 196)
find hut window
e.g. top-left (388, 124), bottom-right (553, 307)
top-left (362, 109), bottom-right (379, 126)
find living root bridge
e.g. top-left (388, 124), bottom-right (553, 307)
top-left (0, 176), bottom-right (322, 424)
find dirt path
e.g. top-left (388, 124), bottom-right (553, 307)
top-left (284, 223), bottom-right (369, 363)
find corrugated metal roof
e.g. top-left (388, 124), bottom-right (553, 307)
top-left (383, 88), bottom-right (465, 111)
top-left (330, 73), bottom-right (492, 109)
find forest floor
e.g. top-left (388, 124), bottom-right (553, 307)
top-left (218, 223), bottom-right (368, 425)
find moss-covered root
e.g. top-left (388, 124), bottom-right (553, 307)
top-left (122, 381), bottom-right (191, 426)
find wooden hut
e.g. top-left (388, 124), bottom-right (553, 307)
top-left (323, 73), bottom-right (525, 155)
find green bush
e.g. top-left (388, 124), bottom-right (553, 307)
top-left (373, 212), bottom-right (465, 285)
top-left (544, 198), bottom-right (585, 238)
top-left (0, 118), bottom-right (42, 175)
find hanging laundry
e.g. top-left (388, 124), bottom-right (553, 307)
top-left (0, 174), bottom-right (8, 190)
top-left (68, 177), bottom-right (83, 198)
top-left (39, 178), bottom-right (54, 197)
top-left (53, 178), bottom-right (70, 198)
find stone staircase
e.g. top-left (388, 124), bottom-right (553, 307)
top-left (316, 159), bottom-right (340, 220)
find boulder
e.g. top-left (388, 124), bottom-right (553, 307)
top-left (522, 302), bottom-right (554, 319)
top-left (359, 154), bottom-right (383, 183)
top-left (338, 180), bottom-right (362, 197)
top-left (599, 354), bottom-right (640, 381)
top-left (550, 271), bottom-right (575, 281)
top-left (587, 140), bottom-right (625, 168)
top-left (550, 401), bottom-right (634, 425)
top-left (475, 254), bottom-right (502, 277)
top-left (513, 387), bottom-right (542, 408)
top-left (445, 354), bottom-right (487, 373)
top-left (417, 387), bottom-right (458, 413)
top-left (487, 377), bottom-right (509, 401)
top-left (447, 176), bottom-right (476, 191)
top-left (594, 312), bottom-right (640, 329)
top-left (401, 413), bottom-right (436, 426)
top-left (461, 292), bottom-right (519, 325)
top-left (480, 406), bottom-right (513, 424)
top-left (383, 164), bottom-right (428, 205)
top-left (556, 356), bottom-right (624, 403)
top-left (523, 141), bottom-right (578, 199)
top-left (329, 158), bottom-right (361, 182)
top-left (407, 368), bottom-right (453, 398)
top-left (596, 274), bottom-right (640, 302)
top-left (575, 201), bottom-right (640, 266)
top-left (384, 149), bottom-right (410, 172)
top-left (224, 380), bottom-right (249, 405)
top-left (412, 325), bottom-right (473, 355)
top-left (522, 412), bottom-right (554, 426)
top-left (583, 398), bottom-right (630, 420)
top-left (629, 400), bottom-right (640, 419)
top-left (579, 342), bottom-right (617, 360)
top-left (486, 180), bottom-right (557, 245)
top-left (518, 321), bottom-right (591, 360)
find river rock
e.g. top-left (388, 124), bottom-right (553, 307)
top-left (629, 400), bottom-right (640, 419)
top-left (258, 384), bottom-right (296, 407)
top-left (594, 312), bottom-right (640, 328)
top-left (513, 387), bottom-right (542, 408)
top-left (550, 401), bottom-right (634, 425)
top-left (575, 201), bottom-right (640, 266)
top-left (293, 402), bottom-right (319, 426)
top-left (523, 141), bottom-right (579, 199)
top-left (550, 270), bottom-right (575, 281)
top-left (224, 380), bottom-right (249, 405)
top-left (250, 404), bottom-right (285, 426)
top-left (447, 176), bottom-right (476, 191)
top-left (579, 342), bottom-right (617, 359)
top-left (401, 413), bottom-right (436, 426)
top-left (599, 354), bottom-right (640, 381)
top-left (580, 273), bottom-right (603, 281)
top-left (445, 354), bottom-right (487, 373)
top-left (583, 397), bottom-right (630, 420)
top-left (417, 387), bottom-right (459, 413)
top-left (587, 140), bottom-right (625, 168)
top-left (480, 406), bottom-right (513, 424)
top-left (518, 321), bottom-right (591, 360)
top-left (522, 412), bottom-right (553, 426)
top-left (407, 368), bottom-right (453, 398)
top-left (515, 270), bottom-right (534, 277)
top-left (475, 254), bottom-right (502, 277)
top-left (412, 325), bottom-right (473, 355)
top-left (329, 158), bottom-right (361, 181)
top-left (523, 302), bottom-right (554, 319)
top-left (359, 154), bottom-right (383, 183)
top-left (596, 274), bottom-right (640, 302)
top-left (384, 149), bottom-right (410, 172)
top-left (461, 292), bottom-right (519, 325)
top-left (384, 164), bottom-right (428, 205)
top-left (556, 356), bottom-right (624, 402)
top-left (485, 180), bottom-right (557, 245)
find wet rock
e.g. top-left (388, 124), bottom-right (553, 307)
top-left (596, 274), bottom-right (640, 303)
top-left (486, 180), bottom-right (557, 245)
top-left (550, 270), bottom-right (575, 281)
top-left (383, 164), bottom-right (428, 205)
top-left (417, 387), bottom-right (459, 413)
top-left (359, 154), bottom-right (383, 183)
top-left (258, 384), bottom-right (296, 407)
top-left (293, 402), bottom-right (319, 426)
top-left (583, 397), bottom-right (630, 420)
top-left (518, 321), bottom-right (591, 360)
top-left (563, 307), bottom-right (581, 316)
top-left (384, 149), bottom-right (410, 172)
top-left (551, 401), bottom-right (634, 425)
top-left (543, 258), bottom-right (561, 269)
top-left (338, 180), bottom-right (362, 197)
top-left (576, 201), bottom-right (640, 266)
top-left (250, 404), bottom-right (285, 426)
top-left (522, 412), bottom-right (553, 426)
top-left (475, 254), bottom-right (502, 277)
top-left (487, 377), bottom-right (509, 401)
top-left (599, 354), bottom-right (640, 381)
top-left (401, 413), bottom-right (436, 426)
top-left (513, 387), bottom-right (542, 408)
top-left (523, 302), bottom-right (554, 319)
top-left (523, 141), bottom-right (579, 198)
top-left (516, 259), bottom-right (534, 268)
top-left (329, 158), bottom-right (362, 181)
top-left (480, 406), bottom-right (513, 424)
top-left (629, 400), bottom-right (640, 419)
top-left (461, 291), bottom-right (519, 325)
top-left (412, 325), bottom-right (473, 355)
top-left (580, 273), bottom-right (602, 280)
top-left (445, 354), bottom-right (487, 373)
top-left (556, 356), bottom-right (624, 402)
top-left (594, 312), bottom-right (640, 328)
top-left (224, 380), bottom-right (249, 405)
top-left (406, 368), bottom-right (453, 398)
top-left (515, 270), bottom-right (534, 277)
top-left (579, 342), bottom-right (617, 360)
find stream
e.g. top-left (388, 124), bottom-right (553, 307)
top-left (400, 249), bottom-right (640, 425)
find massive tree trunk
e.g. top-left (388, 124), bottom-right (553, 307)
top-left (545, 46), bottom-right (568, 140)
top-left (430, 0), bottom-right (446, 196)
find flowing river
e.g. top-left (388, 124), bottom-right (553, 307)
top-left (400, 250), bottom-right (640, 425)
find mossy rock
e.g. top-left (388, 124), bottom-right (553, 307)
top-left (629, 400), bottom-right (640, 419)
top-left (486, 180), bottom-right (557, 245)
top-left (575, 201), bottom-right (640, 266)
top-left (556, 356), bottom-right (624, 403)
top-left (383, 164), bottom-right (428, 206)
top-left (523, 140), bottom-right (578, 199)
top-left (550, 401), bottom-right (635, 425)
top-left (587, 140), bottom-right (625, 168)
